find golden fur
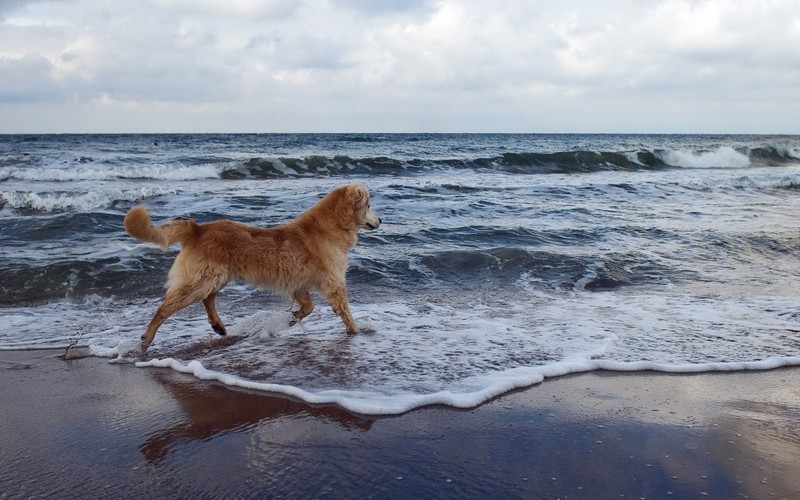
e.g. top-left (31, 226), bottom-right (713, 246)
top-left (124, 183), bottom-right (381, 353)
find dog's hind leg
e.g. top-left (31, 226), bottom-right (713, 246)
top-left (140, 285), bottom-right (206, 353)
top-left (323, 285), bottom-right (358, 334)
top-left (289, 289), bottom-right (314, 326)
top-left (202, 292), bottom-right (226, 336)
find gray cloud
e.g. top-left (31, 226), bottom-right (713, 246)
top-left (0, 0), bottom-right (37, 20)
top-left (1, 0), bottom-right (798, 132)
top-left (0, 53), bottom-right (63, 102)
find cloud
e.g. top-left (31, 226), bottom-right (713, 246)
top-left (332, 0), bottom-right (429, 15)
top-left (0, 0), bottom-right (36, 21)
top-left (147, 0), bottom-right (298, 18)
top-left (0, 0), bottom-right (798, 132)
top-left (0, 53), bottom-right (63, 102)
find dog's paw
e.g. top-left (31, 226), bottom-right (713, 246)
top-left (286, 314), bottom-right (310, 334)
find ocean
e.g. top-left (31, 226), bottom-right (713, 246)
top-left (2, 133), bottom-right (800, 415)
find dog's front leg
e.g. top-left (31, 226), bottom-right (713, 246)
top-left (202, 292), bottom-right (227, 336)
top-left (324, 286), bottom-right (358, 334)
top-left (290, 290), bottom-right (314, 326)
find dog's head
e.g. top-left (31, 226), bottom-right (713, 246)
top-left (319, 183), bottom-right (381, 232)
top-left (345, 183), bottom-right (381, 230)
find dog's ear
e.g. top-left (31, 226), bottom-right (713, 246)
top-left (349, 184), bottom-right (368, 210)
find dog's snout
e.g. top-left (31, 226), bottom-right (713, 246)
top-left (363, 208), bottom-right (382, 230)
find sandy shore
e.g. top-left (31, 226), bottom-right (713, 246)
top-left (1, 349), bottom-right (799, 499)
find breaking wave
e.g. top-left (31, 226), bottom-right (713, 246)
top-left (3, 145), bottom-right (798, 184)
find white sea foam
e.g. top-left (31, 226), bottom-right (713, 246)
top-left (7, 290), bottom-right (796, 415)
top-left (660, 146), bottom-right (751, 169)
top-left (5, 285), bottom-right (788, 416)
top-left (228, 310), bottom-right (296, 338)
top-left (0, 164), bottom-right (223, 182)
top-left (0, 186), bottom-right (178, 211)
top-left (727, 172), bottom-right (800, 190)
top-left (774, 144), bottom-right (800, 161)
top-left (0, 295), bottom-right (124, 350)
top-left (132, 354), bottom-right (800, 415)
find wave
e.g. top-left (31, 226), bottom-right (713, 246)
top-left (721, 173), bottom-right (800, 191)
top-left (353, 227), bottom-right (798, 291)
top-left (218, 145), bottom-right (800, 178)
top-left (3, 145), bottom-right (798, 183)
top-left (218, 152), bottom-right (668, 178)
top-left (348, 243), bottom-right (687, 291)
top-left (0, 163), bottom-right (223, 182)
top-left (0, 186), bottom-right (178, 212)
top-left (6, 223), bottom-right (790, 306)
top-left (0, 255), bottom-right (171, 306)
top-left (0, 242), bottom-right (673, 306)
top-left (660, 145), bottom-right (798, 169)
top-left (0, 212), bottom-right (122, 241)
top-left (3, 169), bottom-right (798, 215)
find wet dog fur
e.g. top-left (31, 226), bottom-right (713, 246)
top-left (123, 183), bottom-right (381, 353)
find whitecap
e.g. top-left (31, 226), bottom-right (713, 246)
top-left (0, 186), bottom-right (178, 211)
top-left (660, 146), bottom-right (751, 169)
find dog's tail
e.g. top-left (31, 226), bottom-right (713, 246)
top-left (124, 206), bottom-right (199, 250)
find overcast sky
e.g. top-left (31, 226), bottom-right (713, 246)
top-left (1, 0), bottom-right (798, 134)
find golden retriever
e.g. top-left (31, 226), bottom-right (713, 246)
top-left (123, 183), bottom-right (381, 353)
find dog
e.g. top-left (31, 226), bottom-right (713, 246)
top-left (123, 183), bottom-right (381, 353)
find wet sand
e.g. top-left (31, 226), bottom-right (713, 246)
top-left (1, 349), bottom-right (799, 499)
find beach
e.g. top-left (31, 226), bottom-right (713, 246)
top-left (2, 348), bottom-right (799, 499)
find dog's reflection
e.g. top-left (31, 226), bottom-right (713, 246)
top-left (141, 371), bottom-right (373, 464)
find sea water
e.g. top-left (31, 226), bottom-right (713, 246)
top-left (2, 133), bottom-right (800, 414)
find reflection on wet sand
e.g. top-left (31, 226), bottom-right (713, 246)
top-left (537, 370), bottom-right (800, 499)
top-left (141, 370), bottom-right (373, 464)
top-left (715, 398), bottom-right (800, 496)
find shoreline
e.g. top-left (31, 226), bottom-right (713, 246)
top-left (2, 349), bottom-right (799, 498)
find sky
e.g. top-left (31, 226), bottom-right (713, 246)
top-left (1, 0), bottom-right (798, 134)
